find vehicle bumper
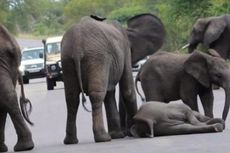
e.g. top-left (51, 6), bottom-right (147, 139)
top-left (23, 69), bottom-right (46, 79)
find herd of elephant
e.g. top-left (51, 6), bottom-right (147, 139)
top-left (0, 13), bottom-right (230, 152)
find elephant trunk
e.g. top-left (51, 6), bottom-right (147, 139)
top-left (188, 42), bottom-right (199, 53)
top-left (222, 87), bottom-right (230, 120)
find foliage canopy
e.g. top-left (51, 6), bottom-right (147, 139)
top-left (0, 0), bottom-right (229, 51)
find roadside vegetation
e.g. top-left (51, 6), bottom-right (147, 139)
top-left (0, 0), bottom-right (229, 51)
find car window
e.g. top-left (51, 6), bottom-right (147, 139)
top-left (22, 49), bottom-right (43, 60)
top-left (47, 42), bottom-right (61, 54)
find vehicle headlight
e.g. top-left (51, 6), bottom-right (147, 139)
top-left (58, 61), bottom-right (62, 68)
top-left (19, 65), bottom-right (25, 72)
top-left (51, 65), bottom-right (57, 71)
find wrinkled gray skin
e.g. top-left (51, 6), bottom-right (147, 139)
top-left (0, 25), bottom-right (34, 152)
top-left (119, 13), bottom-right (165, 134)
top-left (126, 13), bottom-right (165, 65)
top-left (61, 16), bottom-right (138, 143)
top-left (136, 50), bottom-right (230, 121)
top-left (187, 14), bottom-right (230, 59)
top-left (61, 14), bottom-right (165, 143)
top-left (131, 102), bottom-right (225, 138)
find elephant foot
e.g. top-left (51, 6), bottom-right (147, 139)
top-left (14, 139), bottom-right (34, 152)
top-left (109, 130), bottom-right (125, 139)
top-left (94, 131), bottom-right (111, 142)
top-left (0, 143), bottom-right (8, 152)
top-left (213, 123), bottom-right (224, 132)
top-left (206, 118), bottom-right (225, 129)
top-left (64, 136), bottom-right (79, 145)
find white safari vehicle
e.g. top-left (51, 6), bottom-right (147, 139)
top-left (19, 47), bottom-right (45, 84)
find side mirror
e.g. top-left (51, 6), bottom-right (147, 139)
top-left (42, 39), bottom-right (46, 45)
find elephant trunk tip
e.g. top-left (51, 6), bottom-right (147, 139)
top-left (222, 89), bottom-right (230, 121)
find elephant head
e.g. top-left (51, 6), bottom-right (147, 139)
top-left (186, 15), bottom-right (229, 53)
top-left (184, 49), bottom-right (230, 120)
top-left (126, 13), bottom-right (165, 65)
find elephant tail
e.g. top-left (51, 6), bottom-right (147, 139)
top-left (18, 72), bottom-right (34, 125)
top-left (135, 72), bottom-right (145, 102)
top-left (75, 58), bottom-right (91, 112)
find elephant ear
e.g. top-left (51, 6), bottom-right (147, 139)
top-left (184, 51), bottom-right (210, 88)
top-left (203, 18), bottom-right (226, 47)
top-left (126, 13), bottom-right (165, 65)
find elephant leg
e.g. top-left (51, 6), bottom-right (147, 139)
top-left (7, 92), bottom-right (34, 152)
top-left (104, 90), bottom-right (124, 139)
top-left (192, 111), bottom-right (211, 122)
top-left (89, 91), bottom-right (111, 142)
top-left (199, 88), bottom-right (214, 118)
top-left (62, 60), bottom-right (80, 145)
top-left (85, 60), bottom-right (111, 142)
top-left (0, 111), bottom-right (8, 152)
top-left (186, 111), bottom-right (205, 126)
top-left (192, 111), bottom-right (225, 129)
top-left (183, 98), bottom-right (199, 112)
top-left (119, 61), bottom-right (137, 134)
top-left (181, 88), bottom-right (199, 112)
top-left (155, 122), bottom-right (223, 136)
top-left (63, 90), bottom-right (80, 144)
top-left (205, 118), bottom-right (225, 129)
top-left (119, 94), bottom-right (127, 135)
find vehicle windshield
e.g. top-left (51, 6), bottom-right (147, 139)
top-left (47, 42), bottom-right (61, 54)
top-left (22, 49), bottom-right (43, 60)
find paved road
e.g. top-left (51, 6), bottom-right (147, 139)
top-left (4, 76), bottom-right (230, 153)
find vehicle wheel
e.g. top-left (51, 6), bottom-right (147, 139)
top-left (47, 77), bottom-right (54, 90)
top-left (23, 76), bottom-right (29, 84)
top-left (54, 81), bottom-right (57, 86)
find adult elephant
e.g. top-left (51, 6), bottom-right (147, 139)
top-left (61, 16), bottom-right (138, 143)
top-left (61, 13), bottom-right (165, 143)
top-left (135, 50), bottom-right (230, 121)
top-left (184, 14), bottom-right (230, 59)
top-left (119, 13), bottom-right (165, 134)
top-left (131, 102), bottom-right (225, 138)
top-left (0, 25), bottom-right (34, 152)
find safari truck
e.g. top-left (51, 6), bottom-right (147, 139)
top-left (42, 36), bottom-right (63, 90)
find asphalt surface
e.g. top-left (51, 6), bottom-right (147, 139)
top-left (4, 77), bottom-right (230, 153)
top-left (4, 39), bottom-right (229, 153)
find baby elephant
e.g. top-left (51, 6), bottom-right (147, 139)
top-left (131, 102), bottom-right (225, 138)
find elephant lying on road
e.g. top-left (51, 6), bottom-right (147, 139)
top-left (0, 25), bottom-right (34, 152)
top-left (184, 14), bottom-right (230, 59)
top-left (135, 50), bottom-right (230, 120)
top-left (131, 102), bottom-right (225, 138)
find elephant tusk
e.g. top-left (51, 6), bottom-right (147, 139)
top-left (181, 43), bottom-right (190, 49)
